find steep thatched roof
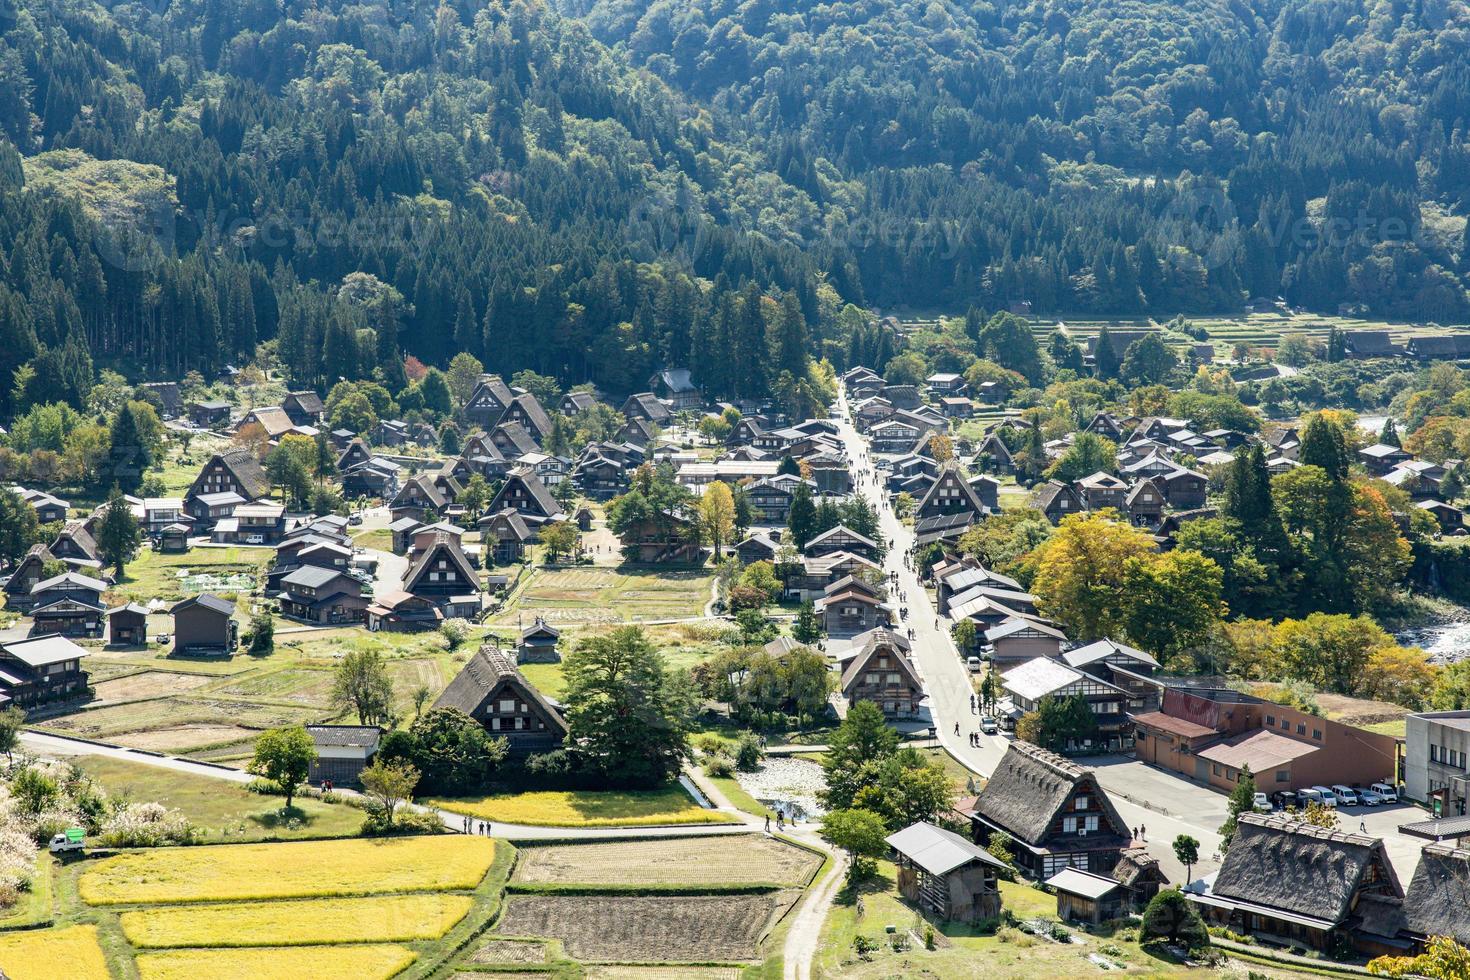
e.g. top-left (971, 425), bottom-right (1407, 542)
top-left (971, 741), bottom-right (1126, 847)
top-left (1402, 844), bottom-right (1470, 943)
top-left (433, 644), bottom-right (568, 739)
top-left (1211, 814), bottom-right (1402, 925)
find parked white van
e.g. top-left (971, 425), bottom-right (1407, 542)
top-left (1297, 787), bottom-right (1326, 806)
top-left (1370, 782), bottom-right (1399, 803)
top-left (1309, 785), bottom-right (1339, 808)
top-left (1330, 785), bottom-right (1358, 806)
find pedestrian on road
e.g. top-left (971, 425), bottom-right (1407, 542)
top-left (970, 694), bottom-right (976, 712)
top-left (1140, 824), bottom-right (1147, 841)
top-left (954, 722), bottom-right (960, 736)
top-left (764, 814), bottom-right (770, 832)
top-left (1360, 820), bottom-right (1367, 833)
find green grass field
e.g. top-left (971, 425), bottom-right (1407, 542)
top-left (74, 756), bottom-right (364, 841)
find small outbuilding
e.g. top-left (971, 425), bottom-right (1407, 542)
top-left (517, 618), bottom-right (561, 663)
top-left (1047, 867), bottom-right (1129, 924)
top-left (305, 725), bottom-right (380, 787)
top-left (886, 821), bottom-right (1007, 924)
top-left (107, 603), bottom-right (149, 646)
top-left (170, 594), bottom-right (238, 656)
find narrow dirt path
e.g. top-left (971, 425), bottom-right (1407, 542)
top-left (783, 845), bottom-right (846, 980)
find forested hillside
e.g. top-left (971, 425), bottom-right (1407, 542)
top-left (570, 0), bottom-right (1470, 316)
top-left (0, 0), bottom-right (844, 418)
top-left (1, 0), bottom-right (1469, 417)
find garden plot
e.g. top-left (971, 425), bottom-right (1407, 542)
top-left (121, 894), bottom-right (472, 947)
top-left (496, 893), bottom-right (793, 962)
top-left (41, 697), bottom-right (322, 752)
top-left (430, 787), bottom-right (735, 828)
top-left (135, 943), bottom-right (416, 980)
top-left (91, 670), bottom-right (217, 702)
top-left (511, 835), bottom-right (820, 888)
top-left (80, 835), bottom-right (496, 905)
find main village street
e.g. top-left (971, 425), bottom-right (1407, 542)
top-left (831, 385), bottom-right (1433, 887)
top-left (833, 385), bottom-right (1226, 885)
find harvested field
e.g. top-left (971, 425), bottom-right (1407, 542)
top-left (81, 835), bottom-right (496, 905)
top-left (0, 925), bottom-right (109, 980)
top-left (511, 835), bottom-right (820, 887)
top-left (91, 671), bottom-right (216, 702)
top-left (135, 943), bottom-right (416, 980)
top-left (113, 724), bottom-right (259, 752)
top-left (212, 667), bottom-right (335, 704)
top-left (588, 968), bottom-right (742, 980)
top-left (496, 566), bottom-right (714, 625)
top-left (469, 939), bottom-right (548, 964)
top-left (496, 893), bottom-right (790, 962)
top-left (120, 893), bottom-right (473, 947)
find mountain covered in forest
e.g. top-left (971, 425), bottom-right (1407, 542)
top-left (0, 0), bottom-right (1468, 414)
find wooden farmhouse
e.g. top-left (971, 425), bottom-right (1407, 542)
top-left (0, 635), bottom-right (91, 709)
top-left (966, 741), bottom-right (1133, 879)
top-left (886, 821), bottom-right (1007, 924)
top-left (435, 645), bottom-right (568, 757)
top-left (839, 627), bottom-right (923, 719)
top-left (106, 603), bottom-right (149, 646)
top-left (1189, 814), bottom-right (1404, 955)
top-left (814, 575), bottom-right (890, 635)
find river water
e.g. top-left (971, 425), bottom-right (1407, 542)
top-left (1397, 620), bottom-right (1470, 663)
top-left (732, 756), bottom-right (827, 821)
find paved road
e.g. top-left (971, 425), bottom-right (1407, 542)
top-left (833, 387), bottom-right (1224, 884)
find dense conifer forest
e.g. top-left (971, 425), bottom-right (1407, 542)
top-left (0, 0), bottom-right (1468, 413)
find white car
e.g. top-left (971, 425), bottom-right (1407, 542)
top-left (1309, 786), bottom-right (1339, 808)
top-left (1252, 792), bottom-right (1272, 813)
top-left (966, 656), bottom-right (983, 673)
top-left (1357, 788), bottom-right (1384, 806)
top-left (1371, 782), bottom-right (1399, 803)
top-left (1330, 785), bottom-right (1358, 806)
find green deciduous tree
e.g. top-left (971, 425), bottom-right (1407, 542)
top-left (820, 808), bottom-right (890, 885)
top-left (562, 626), bottom-right (694, 786)
top-left (249, 726), bottom-right (316, 809)
top-left (96, 485), bottom-right (142, 577)
top-left (331, 649), bottom-right (395, 725)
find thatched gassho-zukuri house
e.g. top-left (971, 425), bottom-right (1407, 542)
top-left (965, 740), bottom-right (1132, 879)
top-left (1188, 813), bottom-right (1405, 955)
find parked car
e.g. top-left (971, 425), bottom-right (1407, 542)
top-left (1252, 792), bottom-right (1271, 813)
top-left (49, 828), bottom-right (85, 854)
top-left (980, 716), bottom-right (998, 735)
top-left (966, 656), bottom-right (983, 672)
top-left (1357, 787), bottom-right (1384, 806)
top-left (1270, 790), bottom-right (1299, 810)
top-left (1298, 787), bottom-right (1327, 807)
top-left (1330, 785), bottom-right (1359, 806)
top-left (348, 513), bottom-right (364, 526)
top-left (1307, 786), bottom-right (1339, 808)
top-left (1371, 782), bottom-right (1399, 803)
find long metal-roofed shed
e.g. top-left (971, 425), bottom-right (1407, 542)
top-left (885, 821), bottom-right (1007, 924)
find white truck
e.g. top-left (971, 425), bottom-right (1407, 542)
top-left (48, 828), bottom-right (85, 854)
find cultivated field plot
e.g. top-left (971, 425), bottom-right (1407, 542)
top-left (110, 547), bottom-right (269, 603)
top-left (91, 670), bottom-right (217, 702)
top-left (469, 939), bottom-right (548, 964)
top-left (40, 697), bottom-right (323, 752)
top-left (430, 787), bottom-right (737, 828)
top-left (80, 835), bottom-right (496, 905)
top-left (497, 893), bottom-right (790, 962)
top-left (121, 893), bottom-right (472, 947)
top-left (0, 924), bottom-right (109, 980)
top-left (511, 835), bottom-right (821, 888)
top-left (135, 943), bottom-right (417, 980)
top-left (497, 567), bottom-right (714, 625)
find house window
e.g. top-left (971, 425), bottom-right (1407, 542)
top-left (1297, 723), bottom-right (1306, 735)
top-left (1084, 815), bottom-right (1098, 832)
top-left (1075, 795), bottom-right (1089, 811)
top-left (500, 699), bottom-right (515, 713)
top-left (1266, 715), bottom-right (1275, 727)
top-left (1280, 718), bottom-right (1289, 730)
top-left (1276, 770), bottom-right (1290, 782)
top-left (1312, 729), bottom-right (1322, 741)
top-left (1212, 764), bottom-right (1223, 777)
top-left (1063, 816), bottom-right (1077, 833)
